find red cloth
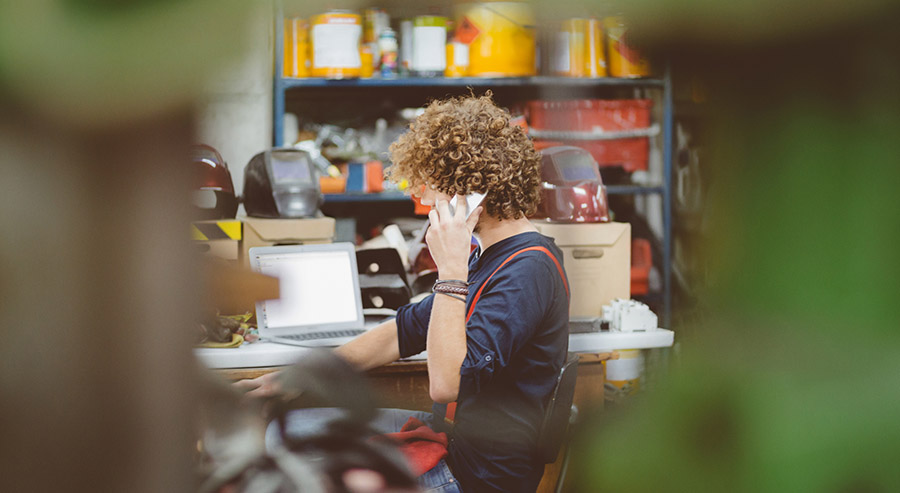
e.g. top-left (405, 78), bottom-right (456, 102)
top-left (383, 417), bottom-right (449, 476)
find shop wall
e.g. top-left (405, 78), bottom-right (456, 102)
top-left (195, 1), bottom-right (273, 214)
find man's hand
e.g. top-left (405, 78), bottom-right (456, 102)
top-left (232, 371), bottom-right (283, 400)
top-left (426, 195), bottom-right (482, 279)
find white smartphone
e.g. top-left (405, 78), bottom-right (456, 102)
top-left (448, 192), bottom-right (486, 219)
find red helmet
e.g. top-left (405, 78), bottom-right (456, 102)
top-left (536, 146), bottom-right (610, 223)
top-left (191, 144), bottom-right (238, 220)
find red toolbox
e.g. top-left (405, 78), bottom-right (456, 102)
top-left (527, 99), bottom-right (652, 172)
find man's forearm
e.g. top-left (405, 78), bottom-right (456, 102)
top-left (426, 293), bottom-right (467, 403)
top-left (334, 319), bottom-right (401, 371)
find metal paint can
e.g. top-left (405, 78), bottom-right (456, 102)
top-left (295, 18), bottom-right (310, 77)
top-left (454, 2), bottom-right (536, 77)
top-left (604, 15), bottom-right (650, 78)
top-left (363, 8), bottom-right (389, 66)
top-left (310, 10), bottom-right (362, 79)
top-left (604, 349), bottom-right (644, 403)
top-left (445, 40), bottom-right (469, 77)
top-left (360, 45), bottom-right (375, 78)
top-left (400, 19), bottom-right (413, 75)
top-left (363, 8), bottom-right (389, 43)
top-left (412, 15), bottom-right (447, 77)
top-left (553, 18), bottom-right (607, 77)
top-left (283, 18), bottom-right (296, 77)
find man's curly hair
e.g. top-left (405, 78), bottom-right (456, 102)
top-left (387, 92), bottom-right (542, 220)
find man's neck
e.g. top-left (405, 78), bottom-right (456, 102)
top-left (475, 215), bottom-right (538, 252)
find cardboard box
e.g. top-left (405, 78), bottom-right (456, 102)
top-left (240, 216), bottom-right (335, 264)
top-left (533, 221), bottom-right (631, 317)
top-left (191, 220), bottom-right (242, 261)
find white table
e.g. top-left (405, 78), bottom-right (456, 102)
top-left (195, 329), bottom-right (674, 369)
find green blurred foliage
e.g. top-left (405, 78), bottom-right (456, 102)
top-left (570, 2), bottom-right (900, 492)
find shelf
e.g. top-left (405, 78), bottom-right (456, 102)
top-left (279, 76), bottom-right (664, 90)
top-left (323, 186), bottom-right (661, 203)
top-left (323, 192), bottom-right (410, 203)
top-left (273, 0), bottom-right (675, 328)
top-left (607, 185), bottom-right (664, 195)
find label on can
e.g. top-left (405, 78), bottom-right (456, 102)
top-left (452, 41), bottom-right (469, 66)
top-left (412, 17), bottom-right (447, 72)
top-left (379, 29), bottom-right (399, 76)
top-left (552, 32), bottom-right (570, 73)
top-left (456, 16), bottom-right (480, 44)
top-left (313, 20), bottom-right (361, 69)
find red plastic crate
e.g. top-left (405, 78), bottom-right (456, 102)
top-left (528, 99), bottom-right (652, 172)
top-left (631, 238), bottom-right (652, 296)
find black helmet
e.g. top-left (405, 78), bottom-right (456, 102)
top-left (243, 148), bottom-right (322, 218)
top-left (191, 144), bottom-right (238, 220)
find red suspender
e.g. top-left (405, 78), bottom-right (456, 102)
top-left (466, 246), bottom-right (570, 322)
top-left (445, 246), bottom-right (569, 424)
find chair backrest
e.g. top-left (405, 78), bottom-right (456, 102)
top-left (536, 352), bottom-right (580, 464)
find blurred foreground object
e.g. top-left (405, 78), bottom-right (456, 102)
top-left (0, 0), bottom-right (254, 491)
top-left (199, 350), bottom-right (417, 492)
top-left (0, 0), bottom-right (251, 128)
top-left (568, 1), bottom-right (900, 492)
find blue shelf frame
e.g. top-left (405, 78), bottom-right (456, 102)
top-left (323, 186), bottom-right (664, 203)
top-left (280, 76), bottom-right (664, 90)
top-left (273, 0), bottom-right (674, 328)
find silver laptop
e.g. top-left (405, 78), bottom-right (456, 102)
top-left (249, 243), bottom-right (367, 347)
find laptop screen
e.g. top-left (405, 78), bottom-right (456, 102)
top-left (253, 246), bottom-right (361, 330)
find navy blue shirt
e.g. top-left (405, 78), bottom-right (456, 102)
top-left (396, 232), bottom-right (570, 493)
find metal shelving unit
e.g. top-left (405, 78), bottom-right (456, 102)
top-left (272, 5), bottom-right (674, 327)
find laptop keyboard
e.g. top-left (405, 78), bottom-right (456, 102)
top-left (280, 329), bottom-right (365, 341)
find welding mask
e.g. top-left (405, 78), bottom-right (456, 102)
top-left (537, 146), bottom-right (610, 223)
top-left (243, 148), bottom-right (322, 218)
top-left (191, 144), bottom-right (238, 220)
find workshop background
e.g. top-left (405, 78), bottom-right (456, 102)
top-left (1, 0), bottom-right (899, 492)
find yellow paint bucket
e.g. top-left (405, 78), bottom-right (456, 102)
top-left (310, 11), bottom-right (362, 79)
top-left (604, 16), bottom-right (650, 78)
top-left (454, 2), bottom-right (536, 77)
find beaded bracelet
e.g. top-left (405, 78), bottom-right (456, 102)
top-left (433, 279), bottom-right (469, 295)
top-left (434, 283), bottom-right (469, 296)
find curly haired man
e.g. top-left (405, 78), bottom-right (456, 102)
top-left (243, 93), bottom-right (570, 492)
